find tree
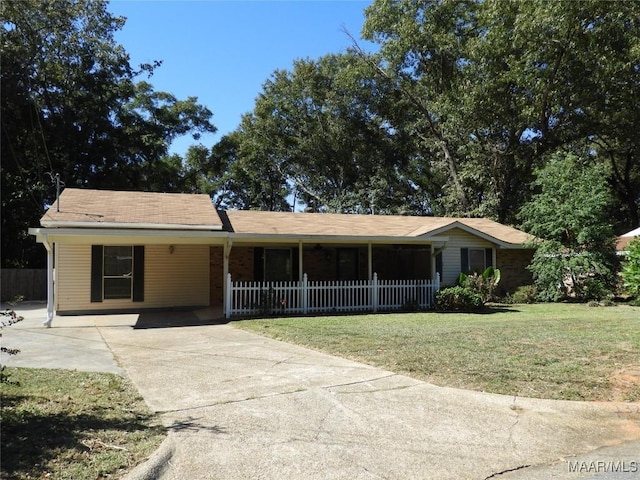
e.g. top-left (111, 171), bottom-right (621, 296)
top-left (620, 239), bottom-right (640, 300)
top-left (519, 152), bottom-right (617, 301)
top-left (361, 0), bottom-right (640, 227)
top-left (1, 0), bottom-right (215, 267)
top-left (210, 52), bottom-right (437, 214)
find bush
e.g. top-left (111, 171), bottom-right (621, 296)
top-left (504, 285), bottom-right (537, 304)
top-left (621, 238), bottom-right (640, 298)
top-left (435, 286), bottom-right (483, 312)
top-left (457, 267), bottom-right (501, 303)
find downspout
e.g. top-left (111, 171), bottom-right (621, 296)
top-left (42, 236), bottom-right (54, 328)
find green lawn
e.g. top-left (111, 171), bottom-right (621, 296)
top-left (235, 303), bottom-right (640, 402)
top-left (1, 368), bottom-right (165, 480)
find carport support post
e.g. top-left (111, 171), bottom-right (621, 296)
top-left (225, 273), bottom-right (232, 319)
top-left (44, 240), bottom-right (54, 328)
top-left (223, 238), bottom-right (232, 318)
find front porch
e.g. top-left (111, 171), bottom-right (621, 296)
top-left (225, 273), bottom-right (441, 318)
top-left (211, 241), bottom-right (443, 318)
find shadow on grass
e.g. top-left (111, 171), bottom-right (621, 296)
top-left (1, 394), bottom-right (163, 479)
top-left (431, 305), bottom-right (522, 315)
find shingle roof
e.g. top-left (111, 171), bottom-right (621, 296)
top-left (224, 210), bottom-right (532, 246)
top-left (40, 189), bottom-right (533, 246)
top-left (41, 188), bottom-right (222, 230)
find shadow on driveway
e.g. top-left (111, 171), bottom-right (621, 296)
top-left (134, 310), bottom-right (229, 329)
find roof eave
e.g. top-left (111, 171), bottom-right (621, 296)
top-left (228, 233), bottom-right (450, 244)
top-left (29, 227), bottom-right (227, 241)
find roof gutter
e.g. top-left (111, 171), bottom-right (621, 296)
top-left (29, 227), bottom-right (450, 245)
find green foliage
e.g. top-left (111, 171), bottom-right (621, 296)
top-left (1, 301), bottom-right (24, 384)
top-left (519, 153), bottom-right (617, 302)
top-left (621, 238), bottom-right (640, 298)
top-left (435, 286), bottom-right (483, 312)
top-left (209, 52), bottom-right (438, 214)
top-left (1, 0), bottom-right (215, 267)
top-left (504, 285), bottom-right (537, 305)
top-left (457, 267), bottom-right (501, 304)
top-left (361, 0), bottom-right (640, 226)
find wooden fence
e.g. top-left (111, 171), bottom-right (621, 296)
top-left (1, 269), bottom-right (47, 302)
top-left (226, 273), bottom-right (440, 318)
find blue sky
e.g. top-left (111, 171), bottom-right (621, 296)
top-left (109, 0), bottom-right (376, 156)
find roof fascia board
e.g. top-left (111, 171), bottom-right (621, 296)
top-left (29, 227), bottom-right (450, 245)
top-left (40, 221), bottom-right (223, 231)
top-left (29, 227), bottom-right (227, 241)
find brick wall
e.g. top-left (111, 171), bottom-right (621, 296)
top-left (210, 247), bottom-right (223, 307)
top-left (230, 247), bottom-right (254, 281)
top-left (210, 246), bottom-right (256, 307)
top-left (496, 249), bottom-right (535, 293)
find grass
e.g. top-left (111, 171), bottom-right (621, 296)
top-left (1, 368), bottom-right (165, 480)
top-left (235, 303), bottom-right (640, 402)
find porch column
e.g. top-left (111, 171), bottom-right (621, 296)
top-left (44, 239), bottom-right (54, 328)
top-left (222, 238), bottom-right (233, 317)
top-left (298, 240), bottom-right (304, 281)
top-left (368, 242), bottom-right (373, 280)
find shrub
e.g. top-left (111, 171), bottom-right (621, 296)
top-left (621, 238), bottom-right (640, 298)
top-left (457, 267), bottom-right (501, 303)
top-left (435, 286), bottom-right (483, 312)
top-left (504, 285), bottom-right (537, 304)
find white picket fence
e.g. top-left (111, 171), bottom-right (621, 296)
top-left (225, 273), bottom-right (440, 318)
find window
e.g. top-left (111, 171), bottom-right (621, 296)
top-left (337, 248), bottom-right (359, 281)
top-left (104, 246), bottom-right (133, 299)
top-left (91, 245), bottom-right (144, 303)
top-left (468, 249), bottom-right (486, 273)
top-left (390, 247), bottom-right (430, 280)
top-left (461, 247), bottom-right (493, 274)
top-left (264, 249), bottom-right (292, 281)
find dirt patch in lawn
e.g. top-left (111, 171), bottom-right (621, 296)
top-left (609, 366), bottom-right (640, 401)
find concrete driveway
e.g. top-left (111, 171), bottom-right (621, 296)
top-left (4, 304), bottom-right (640, 479)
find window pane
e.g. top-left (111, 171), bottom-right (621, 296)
top-left (104, 278), bottom-right (132, 299)
top-left (469, 249), bottom-right (486, 273)
top-left (104, 246), bottom-right (133, 300)
top-left (265, 249), bottom-right (291, 281)
top-left (104, 246), bottom-right (132, 276)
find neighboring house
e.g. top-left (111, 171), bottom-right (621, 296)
top-left (29, 188), bottom-right (534, 325)
top-left (617, 227), bottom-right (640, 255)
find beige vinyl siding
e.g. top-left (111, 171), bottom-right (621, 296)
top-left (56, 244), bottom-right (91, 312)
top-left (440, 228), bottom-right (493, 286)
top-left (144, 244), bottom-right (209, 307)
top-left (56, 244), bottom-right (209, 313)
